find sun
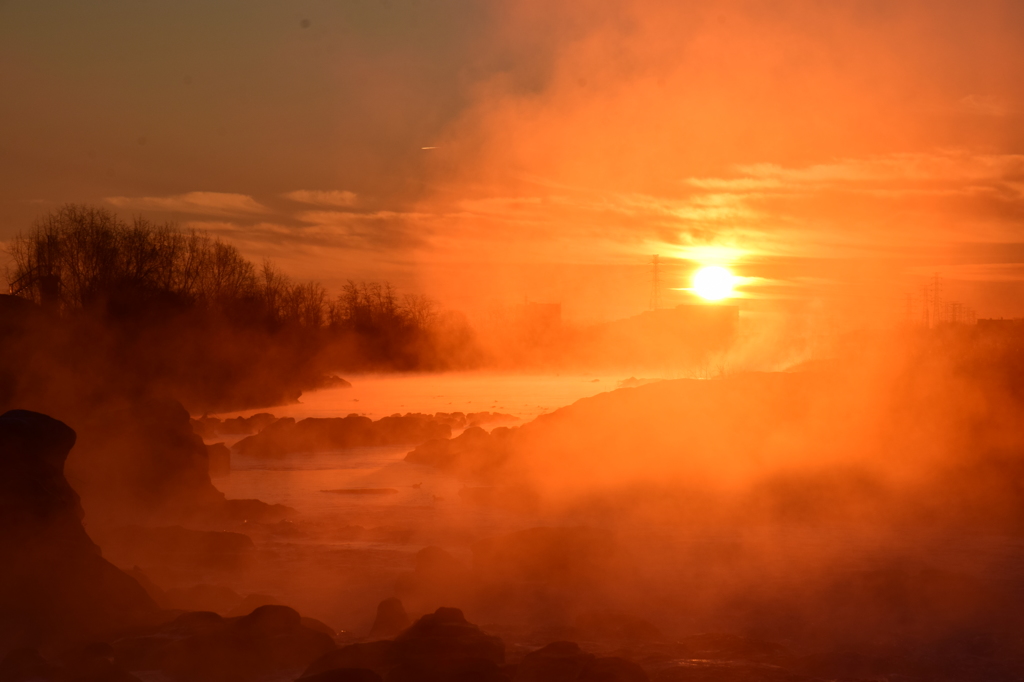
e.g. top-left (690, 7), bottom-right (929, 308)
top-left (692, 265), bottom-right (737, 301)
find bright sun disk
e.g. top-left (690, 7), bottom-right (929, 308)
top-left (692, 265), bottom-right (736, 300)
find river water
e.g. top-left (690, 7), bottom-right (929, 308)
top-left (210, 372), bottom-right (630, 519)
top-left (198, 372), bottom-right (637, 630)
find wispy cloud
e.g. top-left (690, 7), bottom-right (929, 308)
top-left (283, 190), bottom-right (358, 208)
top-left (105, 192), bottom-right (270, 217)
top-left (957, 94), bottom-right (1010, 117)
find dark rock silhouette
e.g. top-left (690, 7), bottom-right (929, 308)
top-left (225, 594), bottom-right (284, 618)
top-left (430, 412), bottom-right (520, 431)
top-left (0, 641), bottom-right (144, 682)
top-left (303, 608), bottom-right (504, 682)
top-left (234, 413), bottom-right (452, 457)
top-left (515, 643), bottom-right (648, 682)
top-left (0, 410), bottom-right (158, 648)
top-left (91, 525), bottom-right (255, 573)
top-left (369, 598), bottom-right (410, 639)
top-left (301, 669), bottom-right (383, 682)
top-left (0, 297), bottom-right (291, 527)
top-left (302, 641), bottom-right (396, 679)
top-left (515, 642), bottom-right (594, 682)
top-left (191, 413), bottom-right (279, 439)
top-left (389, 607), bottom-right (504, 679)
top-left (63, 641), bottom-right (142, 682)
top-left (66, 397), bottom-right (290, 525)
top-left (0, 646), bottom-right (60, 681)
top-left (113, 605), bottom-right (334, 681)
top-left (206, 442), bottom-right (231, 477)
top-left (301, 617), bottom-right (338, 639)
top-left (405, 426), bottom-right (516, 474)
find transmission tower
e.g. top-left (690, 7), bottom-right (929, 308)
top-left (932, 273), bottom-right (943, 325)
top-left (649, 255), bottom-right (661, 310)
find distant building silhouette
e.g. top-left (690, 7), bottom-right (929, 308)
top-left (977, 318), bottom-right (1024, 333)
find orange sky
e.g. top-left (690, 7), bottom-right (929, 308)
top-left (3, 0), bottom-right (1024, 323)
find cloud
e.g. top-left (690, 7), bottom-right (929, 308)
top-left (958, 94), bottom-right (1010, 117)
top-left (185, 208), bottom-right (429, 254)
top-left (283, 190), bottom-right (359, 208)
top-left (105, 192), bottom-right (270, 217)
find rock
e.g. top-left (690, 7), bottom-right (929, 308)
top-left (191, 413), bottom-right (279, 439)
top-left (391, 607), bottom-right (504, 674)
top-left (515, 644), bottom-right (647, 682)
top-left (64, 641), bottom-right (141, 682)
top-left (317, 375), bottom-right (353, 390)
top-left (234, 414), bottom-right (452, 458)
top-left (122, 567), bottom-right (165, 606)
top-left (369, 598), bottom-right (410, 639)
top-left (91, 525), bottom-right (255, 574)
top-left (515, 642), bottom-right (594, 682)
top-left (225, 593), bottom-right (283, 618)
top-left (301, 617), bottom-right (338, 639)
top-left (405, 426), bottom-right (516, 474)
top-left (301, 670), bottom-right (382, 682)
top-left (206, 442), bottom-right (230, 477)
top-left (302, 641), bottom-right (396, 678)
top-left (387, 656), bottom-right (508, 682)
top-left (466, 412), bottom-right (520, 428)
top-left (0, 646), bottom-right (60, 681)
top-left (67, 398), bottom-right (224, 522)
top-left (432, 412), bottom-right (468, 431)
top-left (113, 605), bottom-right (334, 681)
top-left (0, 410), bottom-right (159, 647)
top-left (221, 497), bottom-right (293, 523)
top-left (64, 397), bottom-right (287, 526)
top-left (306, 608), bottom-right (504, 682)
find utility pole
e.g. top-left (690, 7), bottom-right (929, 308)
top-left (649, 255), bottom-right (661, 310)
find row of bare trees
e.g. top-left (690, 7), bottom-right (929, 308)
top-left (5, 205), bottom-right (437, 335)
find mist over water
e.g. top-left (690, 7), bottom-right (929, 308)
top-left (215, 373), bottom-right (628, 423)
top-left (4, 1), bottom-right (1024, 680)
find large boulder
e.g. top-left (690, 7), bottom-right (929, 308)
top-left (369, 598), bottom-right (410, 640)
top-left (389, 607), bottom-right (504, 681)
top-left (301, 640), bottom-right (396, 679)
top-left (63, 397), bottom-right (289, 526)
top-left (302, 608), bottom-right (504, 682)
top-left (0, 410), bottom-right (159, 648)
top-left (113, 605), bottom-right (334, 681)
